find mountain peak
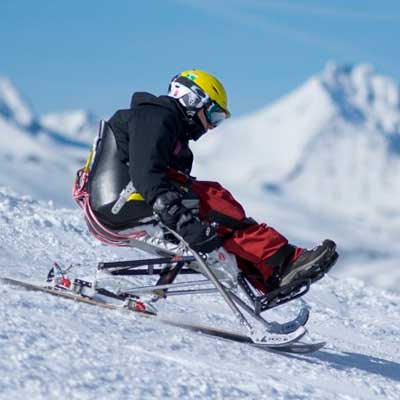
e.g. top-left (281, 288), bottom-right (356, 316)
top-left (322, 62), bottom-right (374, 82)
top-left (318, 62), bottom-right (400, 132)
top-left (0, 76), bottom-right (34, 127)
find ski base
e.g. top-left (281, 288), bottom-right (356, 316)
top-left (2, 277), bottom-right (324, 354)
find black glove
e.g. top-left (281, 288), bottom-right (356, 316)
top-left (179, 218), bottom-right (222, 253)
top-left (153, 191), bottom-right (222, 253)
top-left (153, 191), bottom-right (193, 229)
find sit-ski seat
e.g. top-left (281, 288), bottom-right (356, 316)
top-left (73, 121), bottom-right (176, 255)
top-left (87, 121), bottom-right (154, 230)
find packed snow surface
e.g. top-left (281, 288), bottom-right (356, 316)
top-left (1, 187), bottom-right (400, 400)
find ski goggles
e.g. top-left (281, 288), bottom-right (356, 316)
top-left (204, 101), bottom-right (228, 128)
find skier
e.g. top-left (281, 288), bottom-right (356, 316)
top-left (88, 69), bottom-right (338, 293)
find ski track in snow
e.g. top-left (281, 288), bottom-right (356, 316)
top-left (0, 187), bottom-right (400, 399)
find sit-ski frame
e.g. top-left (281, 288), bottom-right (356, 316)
top-left (94, 246), bottom-right (311, 337)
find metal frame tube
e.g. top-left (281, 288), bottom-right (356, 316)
top-left (164, 226), bottom-right (256, 335)
top-left (228, 291), bottom-right (275, 330)
top-left (98, 255), bottom-right (196, 271)
top-left (124, 278), bottom-right (231, 295)
top-left (162, 288), bottom-right (219, 296)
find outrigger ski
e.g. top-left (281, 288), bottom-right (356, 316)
top-left (1, 277), bottom-right (325, 354)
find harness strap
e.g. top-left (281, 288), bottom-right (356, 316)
top-left (205, 210), bottom-right (257, 230)
top-left (111, 181), bottom-right (138, 215)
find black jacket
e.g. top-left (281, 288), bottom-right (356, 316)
top-left (108, 92), bottom-right (202, 205)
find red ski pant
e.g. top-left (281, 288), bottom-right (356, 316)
top-left (190, 180), bottom-right (289, 286)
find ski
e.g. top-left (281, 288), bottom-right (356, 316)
top-left (2, 277), bottom-right (324, 354)
top-left (58, 274), bottom-right (310, 335)
top-left (71, 279), bottom-right (311, 335)
top-left (263, 306), bottom-right (309, 335)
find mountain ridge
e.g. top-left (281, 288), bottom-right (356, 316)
top-left (193, 62), bottom-right (400, 218)
top-left (0, 76), bottom-right (95, 206)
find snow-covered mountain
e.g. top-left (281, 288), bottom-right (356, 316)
top-left (283, 63), bottom-right (400, 217)
top-left (0, 77), bottom-right (35, 128)
top-left (0, 76), bottom-right (95, 207)
top-left (193, 62), bottom-right (400, 218)
top-left (41, 109), bottom-right (98, 146)
top-left (0, 186), bottom-right (399, 400)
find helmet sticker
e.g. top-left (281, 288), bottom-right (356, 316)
top-left (187, 73), bottom-right (197, 81)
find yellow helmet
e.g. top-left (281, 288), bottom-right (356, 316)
top-left (180, 70), bottom-right (230, 116)
top-left (168, 69), bottom-right (231, 122)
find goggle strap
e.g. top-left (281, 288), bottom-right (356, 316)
top-left (174, 76), bottom-right (211, 106)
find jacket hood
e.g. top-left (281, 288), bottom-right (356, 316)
top-left (130, 92), bottom-right (176, 111)
top-left (130, 92), bottom-right (206, 141)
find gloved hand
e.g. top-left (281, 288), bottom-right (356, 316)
top-left (153, 191), bottom-right (194, 229)
top-left (153, 191), bottom-right (222, 253)
top-left (179, 218), bottom-right (222, 253)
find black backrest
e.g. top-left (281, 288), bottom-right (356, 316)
top-left (88, 121), bottom-right (130, 211)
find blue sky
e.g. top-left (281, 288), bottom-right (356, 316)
top-left (1, 0), bottom-right (399, 118)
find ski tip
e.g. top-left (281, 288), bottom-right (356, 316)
top-left (275, 341), bottom-right (327, 354)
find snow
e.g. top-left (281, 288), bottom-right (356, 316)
top-left (0, 187), bottom-right (400, 399)
top-left (192, 63), bottom-right (400, 214)
top-left (0, 79), bottom-right (91, 208)
top-left (0, 77), bottom-right (34, 127)
top-left (1, 63), bottom-right (400, 398)
top-left (41, 110), bottom-right (98, 146)
top-left (0, 116), bottom-right (87, 207)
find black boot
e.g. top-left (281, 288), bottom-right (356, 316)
top-left (278, 239), bottom-right (338, 287)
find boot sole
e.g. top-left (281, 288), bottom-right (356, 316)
top-left (279, 240), bottom-right (337, 287)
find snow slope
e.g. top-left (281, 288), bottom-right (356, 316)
top-left (1, 187), bottom-right (400, 400)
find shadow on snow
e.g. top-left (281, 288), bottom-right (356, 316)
top-left (299, 349), bottom-right (400, 383)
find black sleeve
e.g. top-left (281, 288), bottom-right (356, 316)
top-left (128, 107), bottom-right (178, 205)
